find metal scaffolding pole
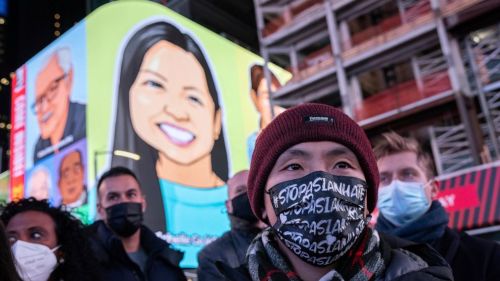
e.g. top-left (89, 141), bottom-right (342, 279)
top-left (465, 38), bottom-right (500, 159)
top-left (431, 0), bottom-right (482, 165)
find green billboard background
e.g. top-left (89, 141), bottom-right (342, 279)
top-left (0, 171), bottom-right (9, 202)
top-left (10, 0), bottom-right (290, 268)
top-left (32, 0), bottom-right (289, 268)
top-left (10, 0), bottom-right (291, 268)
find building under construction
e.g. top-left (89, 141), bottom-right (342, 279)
top-left (254, 0), bottom-right (500, 174)
top-left (254, 0), bottom-right (500, 235)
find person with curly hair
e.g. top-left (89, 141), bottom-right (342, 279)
top-left (0, 197), bottom-right (101, 281)
top-left (0, 220), bottom-right (21, 281)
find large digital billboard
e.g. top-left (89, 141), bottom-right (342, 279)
top-left (10, 0), bottom-right (290, 268)
top-left (0, 171), bottom-right (8, 202)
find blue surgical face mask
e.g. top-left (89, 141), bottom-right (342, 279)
top-left (377, 180), bottom-right (431, 226)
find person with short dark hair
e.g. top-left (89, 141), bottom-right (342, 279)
top-left (86, 166), bottom-right (186, 281)
top-left (1, 198), bottom-right (101, 281)
top-left (374, 131), bottom-right (500, 281)
top-left (197, 170), bottom-right (266, 281)
top-left (219, 104), bottom-right (453, 281)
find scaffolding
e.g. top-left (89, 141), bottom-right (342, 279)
top-left (254, 0), bottom-right (500, 174)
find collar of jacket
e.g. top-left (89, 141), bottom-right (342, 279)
top-left (379, 232), bottom-right (454, 280)
top-left (94, 220), bottom-right (184, 267)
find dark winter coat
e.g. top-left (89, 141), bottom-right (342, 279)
top-left (431, 227), bottom-right (500, 281)
top-left (87, 220), bottom-right (186, 281)
top-left (216, 232), bottom-right (453, 281)
top-left (377, 201), bottom-right (500, 281)
top-left (197, 228), bottom-right (260, 281)
top-left (376, 233), bottom-right (453, 281)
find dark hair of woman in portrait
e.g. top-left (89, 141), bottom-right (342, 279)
top-left (0, 220), bottom-right (22, 281)
top-left (0, 198), bottom-right (101, 281)
top-left (111, 21), bottom-right (229, 232)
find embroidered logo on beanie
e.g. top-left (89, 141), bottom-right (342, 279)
top-left (303, 116), bottom-right (334, 124)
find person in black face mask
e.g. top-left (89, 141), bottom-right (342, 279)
top-left (86, 166), bottom-right (186, 281)
top-left (197, 170), bottom-right (266, 281)
top-left (217, 103), bottom-right (453, 281)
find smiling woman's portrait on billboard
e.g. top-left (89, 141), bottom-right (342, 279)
top-left (112, 19), bottom-right (230, 267)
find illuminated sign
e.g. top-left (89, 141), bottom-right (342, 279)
top-left (10, 1), bottom-right (290, 268)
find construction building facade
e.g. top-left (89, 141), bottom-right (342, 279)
top-left (253, 0), bottom-right (500, 175)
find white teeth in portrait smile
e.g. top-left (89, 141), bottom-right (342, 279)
top-left (159, 123), bottom-right (195, 145)
top-left (41, 112), bottom-right (53, 123)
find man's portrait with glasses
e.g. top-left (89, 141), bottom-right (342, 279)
top-left (32, 47), bottom-right (86, 162)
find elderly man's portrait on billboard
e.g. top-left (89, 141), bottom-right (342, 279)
top-left (27, 165), bottom-right (53, 201)
top-left (31, 47), bottom-right (86, 163)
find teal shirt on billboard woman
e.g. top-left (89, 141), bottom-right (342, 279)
top-left (112, 20), bottom-right (231, 268)
top-left (160, 179), bottom-right (229, 267)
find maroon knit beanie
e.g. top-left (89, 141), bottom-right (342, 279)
top-left (247, 103), bottom-right (379, 222)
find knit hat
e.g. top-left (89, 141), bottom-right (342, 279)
top-left (248, 103), bottom-right (379, 222)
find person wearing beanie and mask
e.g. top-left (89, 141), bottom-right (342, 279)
top-left (197, 170), bottom-right (266, 281)
top-left (86, 166), bottom-right (186, 281)
top-left (219, 103), bottom-right (453, 281)
top-left (374, 132), bottom-right (500, 281)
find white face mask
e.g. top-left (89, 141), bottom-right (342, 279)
top-left (11, 240), bottom-right (60, 281)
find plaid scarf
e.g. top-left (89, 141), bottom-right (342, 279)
top-left (247, 228), bottom-right (385, 281)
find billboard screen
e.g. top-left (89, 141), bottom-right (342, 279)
top-left (10, 0), bottom-right (290, 268)
top-left (436, 161), bottom-right (500, 231)
top-left (0, 171), bottom-right (8, 202)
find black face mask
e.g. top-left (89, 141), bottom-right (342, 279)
top-left (267, 171), bottom-right (369, 267)
top-left (231, 193), bottom-right (258, 223)
top-left (105, 202), bottom-right (143, 238)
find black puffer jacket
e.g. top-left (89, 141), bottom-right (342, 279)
top-left (87, 220), bottom-right (186, 281)
top-left (376, 233), bottom-right (453, 281)
top-left (217, 232), bottom-right (453, 281)
top-left (431, 227), bottom-right (500, 281)
top-left (197, 228), bottom-right (260, 281)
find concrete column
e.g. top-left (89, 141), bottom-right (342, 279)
top-left (339, 21), bottom-right (351, 50)
top-left (350, 76), bottom-right (363, 107)
top-left (253, 0), bottom-right (276, 118)
top-left (397, 0), bottom-right (407, 24)
top-left (411, 56), bottom-right (424, 93)
top-left (290, 45), bottom-right (299, 77)
top-left (325, 1), bottom-right (352, 116)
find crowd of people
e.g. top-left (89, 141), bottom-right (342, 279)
top-left (1, 103), bottom-right (499, 281)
